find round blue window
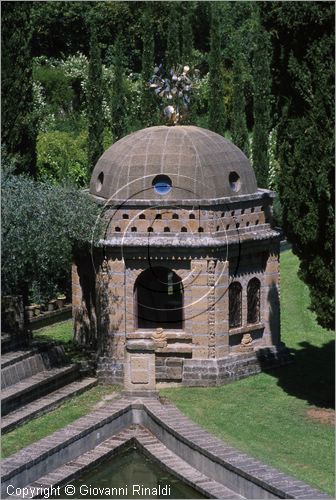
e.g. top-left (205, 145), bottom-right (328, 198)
top-left (152, 175), bottom-right (172, 195)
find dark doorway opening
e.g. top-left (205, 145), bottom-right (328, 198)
top-left (134, 267), bottom-right (183, 329)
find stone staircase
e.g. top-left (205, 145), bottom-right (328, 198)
top-left (1, 337), bottom-right (97, 434)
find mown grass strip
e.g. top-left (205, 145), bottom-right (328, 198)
top-left (1, 386), bottom-right (117, 458)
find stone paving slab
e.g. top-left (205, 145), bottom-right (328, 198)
top-left (1, 378), bottom-right (97, 433)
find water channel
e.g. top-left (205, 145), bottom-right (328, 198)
top-left (56, 446), bottom-right (205, 499)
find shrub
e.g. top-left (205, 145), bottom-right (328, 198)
top-left (37, 130), bottom-right (89, 186)
top-left (1, 169), bottom-right (101, 305)
top-left (34, 65), bottom-right (74, 115)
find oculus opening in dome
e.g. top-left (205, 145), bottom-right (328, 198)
top-left (152, 175), bottom-right (172, 195)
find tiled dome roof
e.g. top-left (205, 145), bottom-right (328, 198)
top-left (89, 126), bottom-right (258, 202)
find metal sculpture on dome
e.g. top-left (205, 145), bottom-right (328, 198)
top-left (148, 64), bottom-right (197, 125)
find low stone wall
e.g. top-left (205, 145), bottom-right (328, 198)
top-left (97, 344), bottom-right (291, 387)
top-left (2, 396), bottom-right (330, 500)
top-left (182, 344), bottom-right (291, 386)
top-left (29, 306), bottom-right (72, 331)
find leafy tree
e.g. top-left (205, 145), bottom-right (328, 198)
top-left (87, 21), bottom-right (104, 172)
top-left (251, 6), bottom-right (271, 187)
top-left (1, 169), bottom-right (100, 305)
top-left (165, 3), bottom-right (180, 70)
top-left (231, 52), bottom-right (249, 156)
top-left (111, 35), bottom-right (128, 142)
top-left (141, 6), bottom-right (158, 127)
top-left (275, 3), bottom-right (335, 330)
top-left (2, 2), bottom-right (37, 176)
top-left (208, 3), bottom-right (226, 136)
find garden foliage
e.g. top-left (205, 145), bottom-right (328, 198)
top-left (208, 3), bottom-right (226, 136)
top-left (1, 169), bottom-right (100, 304)
top-left (87, 22), bottom-right (104, 172)
top-left (2, 2), bottom-right (37, 177)
top-left (2, 1), bottom-right (334, 330)
top-left (269, 2), bottom-right (335, 329)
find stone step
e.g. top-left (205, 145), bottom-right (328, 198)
top-left (1, 333), bottom-right (28, 354)
top-left (1, 377), bottom-right (97, 434)
top-left (1, 345), bottom-right (67, 389)
top-left (1, 348), bottom-right (39, 369)
top-left (1, 364), bottom-right (79, 416)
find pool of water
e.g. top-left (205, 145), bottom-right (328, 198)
top-left (56, 446), bottom-right (205, 499)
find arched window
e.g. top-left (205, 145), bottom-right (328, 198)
top-left (229, 282), bottom-right (242, 328)
top-left (134, 267), bottom-right (183, 329)
top-left (247, 278), bottom-right (261, 324)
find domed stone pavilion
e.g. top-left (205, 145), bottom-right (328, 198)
top-left (72, 126), bottom-right (288, 389)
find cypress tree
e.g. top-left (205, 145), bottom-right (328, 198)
top-left (141, 6), bottom-right (157, 127)
top-left (231, 52), bottom-right (249, 157)
top-left (111, 35), bottom-right (128, 142)
top-left (277, 3), bottom-right (334, 330)
top-left (181, 5), bottom-right (193, 66)
top-left (165, 3), bottom-right (180, 71)
top-left (1, 2), bottom-right (37, 177)
top-left (87, 21), bottom-right (104, 173)
top-left (208, 3), bottom-right (226, 136)
top-left (251, 7), bottom-right (271, 188)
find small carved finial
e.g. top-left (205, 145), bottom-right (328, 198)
top-left (151, 328), bottom-right (167, 349)
top-left (239, 333), bottom-right (254, 352)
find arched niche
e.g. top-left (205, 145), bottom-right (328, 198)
top-left (134, 267), bottom-right (183, 329)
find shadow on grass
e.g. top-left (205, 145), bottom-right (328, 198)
top-left (267, 340), bottom-right (335, 409)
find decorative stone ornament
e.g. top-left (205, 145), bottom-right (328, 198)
top-left (239, 333), bottom-right (254, 352)
top-left (151, 328), bottom-right (168, 350)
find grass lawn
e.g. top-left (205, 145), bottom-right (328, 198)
top-left (161, 250), bottom-right (335, 495)
top-left (1, 386), bottom-right (116, 458)
top-left (34, 320), bottom-right (73, 344)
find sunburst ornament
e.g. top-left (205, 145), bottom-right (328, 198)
top-left (148, 64), bottom-right (193, 125)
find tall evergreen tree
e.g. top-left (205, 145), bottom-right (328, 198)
top-left (181, 5), bottom-right (193, 66)
top-left (111, 34), bottom-right (128, 142)
top-left (251, 6), bottom-right (271, 188)
top-left (208, 3), bottom-right (226, 136)
top-left (276, 3), bottom-right (334, 330)
top-left (87, 21), bottom-right (104, 172)
top-left (165, 3), bottom-right (180, 70)
top-left (141, 6), bottom-right (157, 127)
top-left (2, 2), bottom-right (37, 177)
top-left (231, 52), bottom-right (249, 157)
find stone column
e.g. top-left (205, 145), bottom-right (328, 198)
top-left (263, 247), bottom-right (280, 346)
top-left (190, 259), bottom-right (209, 359)
top-left (96, 257), bottom-right (126, 385)
top-left (215, 259), bottom-right (229, 357)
